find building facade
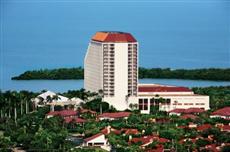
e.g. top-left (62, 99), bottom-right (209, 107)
top-left (84, 31), bottom-right (138, 110)
top-left (137, 84), bottom-right (210, 114)
top-left (84, 31), bottom-right (210, 113)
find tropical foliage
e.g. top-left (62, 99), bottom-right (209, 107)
top-left (12, 67), bottom-right (230, 81)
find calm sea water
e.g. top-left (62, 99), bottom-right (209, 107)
top-left (1, 0), bottom-right (229, 91)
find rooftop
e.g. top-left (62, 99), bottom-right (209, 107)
top-left (138, 85), bottom-right (192, 93)
top-left (98, 112), bottom-right (131, 119)
top-left (91, 31), bottom-right (137, 43)
top-left (47, 110), bottom-right (77, 117)
top-left (211, 107), bottom-right (230, 116)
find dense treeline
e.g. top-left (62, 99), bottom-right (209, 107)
top-left (12, 67), bottom-right (84, 80)
top-left (192, 86), bottom-right (230, 110)
top-left (139, 67), bottom-right (230, 81)
top-left (12, 67), bottom-right (230, 81)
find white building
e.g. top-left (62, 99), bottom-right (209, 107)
top-left (84, 31), bottom-right (210, 113)
top-left (83, 133), bottom-right (111, 151)
top-left (32, 90), bottom-right (69, 107)
top-left (137, 84), bottom-right (209, 114)
top-left (84, 31), bottom-right (138, 110)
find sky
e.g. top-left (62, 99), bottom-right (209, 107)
top-left (0, 0), bottom-right (230, 79)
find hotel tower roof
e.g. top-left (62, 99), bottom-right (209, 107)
top-left (92, 31), bottom-right (137, 43)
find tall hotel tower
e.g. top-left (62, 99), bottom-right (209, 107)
top-left (84, 31), bottom-right (138, 110)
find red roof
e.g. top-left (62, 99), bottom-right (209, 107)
top-left (84, 133), bottom-right (104, 142)
top-left (130, 135), bottom-right (169, 146)
top-left (124, 129), bottom-right (140, 135)
top-left (92, 31), bottom-right (137, 42)
top-left (197, 124), bottom-right (212, 131)
top-left (169, 108), bottom-right (205, 114)
top-left (212, 107), bottom-right (230, 116)
top-left (185, 108), bottom-right (205, 114)
top-left (218, 125), bottom-right (230, 131)
top-left (180, 114), bottom-right (198, 120)
top-left (58, 110), bottom-right (77, 117)
top-left (138, 85), bottom-right (191, 93)
top-left (98, 112), bottom-right (131, 119)
top-left (158, 138), bottom-right (170, 143)
top-left (130, 135), bottom-right (156, 145)
top-left (47, 110), bottom-right (77, 117)
top-left (80, 109), bottom-right (97, 114)
top-left (169, 108), bottom-right (185, 113)
top-left (64, 117), bottom-right (86, 124)
top-left (100, 127), bottom-right (122, 135)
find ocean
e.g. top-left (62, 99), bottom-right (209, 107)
top-left (1, 0), bottom-right (229, 91)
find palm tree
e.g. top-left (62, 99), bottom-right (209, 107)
top-left (46, 95), bottom-right (54, 111)
top-left (11, 91), bottom-right (19, 124)
top-left (0, 90), bottom-right (4, 118)
top-left (37, 96), bottom-right (45, 106)
top-left (129, 103), bottom-right (134, 110)
top-left (5, 91), bottom-right (12, 118)
top-left (46, 95), bottom-right (53, 103)
top-left (133, 103), bottom-right (138, 110)
top-left (98, 89), bottom-right (104, 114)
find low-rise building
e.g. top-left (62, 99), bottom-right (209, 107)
top-left (210, 107), bottom-right (230, 120)
top-left (135, 84), bottom-right (209, 114)
top-left (83, 133), bottom-right (111, 151)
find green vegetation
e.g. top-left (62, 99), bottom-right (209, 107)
top-left (192, 86), bottom-right (230, 110)
top-left (139, 67), bottom-right (230, 81)
top-left (12, 67), bottom-right (230, 81)
top-left (0, 86), bottom-right (230, 151)
top-left (12, 67), bottom-right (84, 80)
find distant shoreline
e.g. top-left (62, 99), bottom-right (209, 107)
top-left (11, 67), bottom-right (230, 81)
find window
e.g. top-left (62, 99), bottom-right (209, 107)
top-left (150, 98), bottom-right (154, 106)
top-left (144, 99), bottom-right (148, 105)
top-left (139, 99), bottom-right (143, 110)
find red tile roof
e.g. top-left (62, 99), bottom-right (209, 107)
top-left (218, 125), bottom-right (230, 132)
top-left (184, 108), bottom-right (205, 114)
top-left (100, 127), bottom-right (122, 135)
top-left (197, 124), bottom-right (212, 131)
top-left (130, 135), bottom-right (155, 145)
top-left (47, 110), bottom-right (77, 117)
top-left (211, 107), bottom-right (230, 116)
top-left (124, 129), bottom-right (140, 135)
top-left (138, 85), bottom-right (192, 93)
top-left (158, 138), bottom-right (170, 143)
top-left (169, 108), bottom-right (185, 113)
top-left (64, 117), bottom-right (86, 123)
top-left (169, 108), bottom-right (205, 114)
top-left (92, 31), bottom-right (137, 43)
top-left (130, 135), bottom-right (169, 147)
top-left (98, 112), bottom-right (131, 119)
top-left (80, 109), bottom-right (97, 114)
top-left (180, 114), bottom-right (198, 120)
top-left (84, 133), bottom-right (104, 142)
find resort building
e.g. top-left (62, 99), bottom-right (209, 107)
top-left (84, 31), bottom-right (210, 113)
top-left (137, 84), bottom-right (209, 114)
top-left (84, 31), bottom-right (138, 110)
